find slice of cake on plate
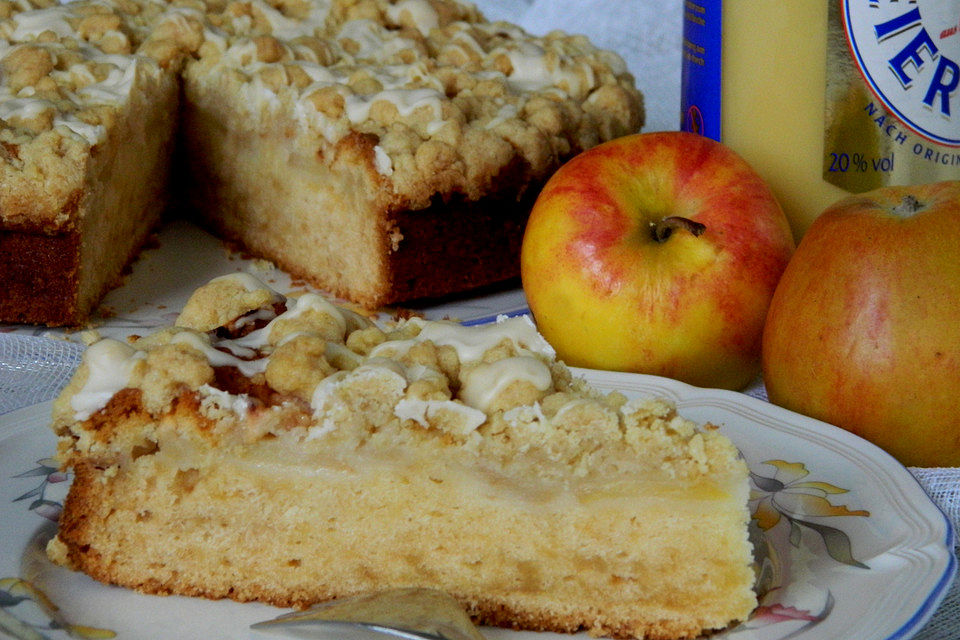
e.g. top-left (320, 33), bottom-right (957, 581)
top-left (47, 273), bottom-right (756, 639)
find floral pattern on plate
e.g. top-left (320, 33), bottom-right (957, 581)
top-left (0, 577), bottom-right (115, 640)
top-left (751, 459), bottom-right (870, 569)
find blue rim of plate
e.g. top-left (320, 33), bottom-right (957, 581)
top-left (888, 486), bottom-right (957, 640)
top-left (459, 307), bottom-right (531, 326)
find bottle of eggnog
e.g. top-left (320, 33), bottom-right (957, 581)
top-left (680, 1), bottom-right (960, 239)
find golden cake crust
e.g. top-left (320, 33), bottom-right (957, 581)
top-left (52, 455), bottom-right (739, 640)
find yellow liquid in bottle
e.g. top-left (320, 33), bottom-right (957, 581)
top-left (720, 2), bottom-right (846, 239)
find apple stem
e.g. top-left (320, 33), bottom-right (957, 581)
top-left (650, 216), bottom-right (707, 243)
top-left (892, 195), bottom-right (924, 218)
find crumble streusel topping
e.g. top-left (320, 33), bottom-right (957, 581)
top-left (1, 0), bottom-right (643, 228)
top-left (188, 0), bottom-right (642, 207)
top-left (53, 273), bottom-right (739, 486)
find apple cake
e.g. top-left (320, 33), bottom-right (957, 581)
top-left (47, 273), bottom-right (757, 640)
top-left (0, 0), bottom-right (644, 325)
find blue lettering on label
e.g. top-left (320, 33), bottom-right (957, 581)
top-left (865, 101), bottom-right (911, 145)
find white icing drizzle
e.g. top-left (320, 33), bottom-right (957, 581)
top-left (71, 339), bottom-right (145, 420)
top-left (167, 283), bottom-right (370, 392)
top-left (385, 0), bottom-right (440, 37)
top-left (305, 65), bottom-right (347, 85)
top-left (367, 335), bottom-right (416, 360)
top-left (485, 102), bottom-right (517, 129)
top-left (394, 397), bottom-right (486, 432)
top-left (54, 115), bottom-right (105, 145)
top-left (343, 86), bottom-right (443, 125)
top-left (309, 370), bottom-right (347, 418)
top-left (373, 144), bottom-right (393, 175)
top-left (448, 26), bottom-right (486, 57)
top-left (369, 316), bottom-right (554, 368)
top-left (324, 341), bottom-right (363, 369)
top-left (199, 24), bottom-right (230, 55)
top-left (279, 293), bottom-right (348, 336)
top-left (255, 0), bottom-right (325, 41)
top-left (402, 363), bottom-right (445, 384)
top-left (234, 306), bottom-right (281, 331)
top-left (198, 384), bottom-right (253, 419)
top-left (171, 331), bottom-right (269, 377)
top-left (0, 97), bottom-right (50, 122)
top-left (348, 358), bottom-right (408, 390)
top-left (336, 19), bottom-right (418, 62)
top-left (308, 358), bottom-right (407, 417)
top-left (10, 6), bottom-right (75, 40)
top-left (502, 401), bottom-right (548, 428)
top-left (416, 314), bottom-right (555, 363)
top-left (209, 271), bottom-right (280, 294)
top-left (459, 356), bottom-right (552, 412)
top-left (70, 274), bottom-right (565, 438)
top-left (154, 6), bottom-right (206, 33)
top-left (304, 416), bottom-right (337, 441)
top-left (221, 38), bottom-right (263, 66)
top-left (553, 397), bottom-right (603, 422)
top-left (498, 40), bottom-right (594, 96)
top-left (149, 0), bottom-right (627, 164)
top-left (182, 289), bottom-right (365, 366)
top-left (76, 55), bottom-right (137, 102)
top-left (294, 97), bottom-right (345, 143)
top-left (0, 35), bottom-right (155, 145)
top-left (281, 292), bottom-right (369, 336)
top-left (207, 11), bottom-right (466, 142)
top-left (215, 0), bottom-right (331, 41)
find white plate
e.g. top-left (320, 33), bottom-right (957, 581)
top-left (0, 371), bottom-right (955, 640)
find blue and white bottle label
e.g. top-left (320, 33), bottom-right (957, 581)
top-left (843, 0), bottom-right (959, 147)
top-left (680, 1), bottom-right (960, 193)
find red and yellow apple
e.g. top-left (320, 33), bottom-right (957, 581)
top-left (762, 181), bottom-right (960, 467)
top-left (520, 131), bottom-right (795, 390)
